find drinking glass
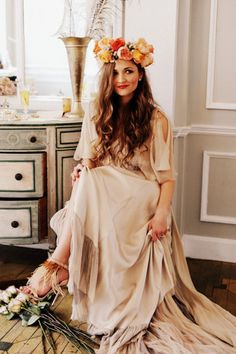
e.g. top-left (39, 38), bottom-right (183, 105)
top-left (19, 83), bottom-right (30, 118)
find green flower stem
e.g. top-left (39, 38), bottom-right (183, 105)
top-left (39, 320), bottom-right (56, 354)
top-left (1, 292), bottom-right (99, 354)
top-left (40, 310), bottom-right (97, 353)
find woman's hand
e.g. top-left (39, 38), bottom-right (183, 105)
top-left (148, 208), bottom-right (169, 242)
top-left (71, 163), bottom-right (83, 186)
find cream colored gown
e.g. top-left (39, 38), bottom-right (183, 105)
top-left (51, 103), bottom-right (236, 354)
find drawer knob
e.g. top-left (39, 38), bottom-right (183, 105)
top-left (11, 221), bottom-right (19, 228)
top-left (30, 136), bottom-right (37, 143)
top-left (15, 173), bottom-right (23, 181)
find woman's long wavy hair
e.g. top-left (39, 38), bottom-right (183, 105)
top-left (92, 61), bottom-right (156, 165)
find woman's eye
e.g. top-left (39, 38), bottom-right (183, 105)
top-left (125, 69), bottom-right (133, 74)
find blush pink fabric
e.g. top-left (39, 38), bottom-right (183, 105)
top-left (50, 105), bottom-right (236, 353)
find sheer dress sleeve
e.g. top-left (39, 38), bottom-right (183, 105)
top-left (74, 101), bottom-right (98, 161)
top-left (151, 111), bottom-right (176, 184)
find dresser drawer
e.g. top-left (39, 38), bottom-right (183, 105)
top-left (0, 128), bottom-right (47, 150)
top-left (0, 198), bottom-right (47, 244)
top-left (0, 152), bottom-right (46, 198)
top-left (56, 125), bottom-right (81, 148)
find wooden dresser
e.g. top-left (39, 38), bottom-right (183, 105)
top-left (0, 113), bottom-right (82, 251)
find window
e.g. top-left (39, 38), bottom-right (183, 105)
top-left (0, 0), bottom-right (122, 105)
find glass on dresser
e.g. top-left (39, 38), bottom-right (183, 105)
top-left (0, 98), bottom-right (17, 120)
top-left (18, 82), bottom-right (30, 119)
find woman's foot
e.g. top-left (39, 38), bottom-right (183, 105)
top-left (23, 258), bottom-right (69, 299)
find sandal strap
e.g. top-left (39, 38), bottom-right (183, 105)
top-left (49, 257), bottom-right (68, 270)
top-left (26, 259), bottom-right (68, 299)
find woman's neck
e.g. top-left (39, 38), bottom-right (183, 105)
top-left (119, 94), bottom-right (133, 106)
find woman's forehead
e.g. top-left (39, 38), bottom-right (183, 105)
top-left (114, 59), bottom-right (137, 70)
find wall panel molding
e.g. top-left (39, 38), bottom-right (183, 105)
top-left (174, 124), bottom-right (236, 137)
top-left (183, 234), bottom-right (236, 262)
top-left (200, 151), bottom-right (236, 225)
top-left (206, 0), bottom-right (236, 110)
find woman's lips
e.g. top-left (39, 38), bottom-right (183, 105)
top-left (116, 84), bottom-right (129, 89)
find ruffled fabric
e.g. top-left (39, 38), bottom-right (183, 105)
top-left (52, 166), bottom-right (236, 353)
top-left (50, 103), bottom-right (236, 353)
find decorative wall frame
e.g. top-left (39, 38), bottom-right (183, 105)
top-left (206, 0), bottom-right (236, 110)
top-left (200, 150), bottom-right (236, 225)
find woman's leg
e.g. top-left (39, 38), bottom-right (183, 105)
top-left (25, 207), bottom-right (74, 297)
top-left (51, 212), bottom-right (72, 265)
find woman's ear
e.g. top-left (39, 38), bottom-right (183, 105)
top-left (139, 74), bottom-right (143, 82)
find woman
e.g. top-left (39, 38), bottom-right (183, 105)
top-left (26, 38), bottom-right (236, 353)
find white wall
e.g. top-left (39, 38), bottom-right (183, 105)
top-left (2, 0), bottom-right (179, 113)
top-left (125, 0), bottom-right (178, 120)
top-left (0, 0), bottom-right (6, 52)
top-left (174, 0), bottom-right (236, 262)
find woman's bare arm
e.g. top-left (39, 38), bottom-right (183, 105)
top-left (148, 114), bottom-right (175, 240)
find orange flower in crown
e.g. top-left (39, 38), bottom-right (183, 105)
top-left (132, 49), bottom-right (145, 65)
top-left (93, 37), bottom-right (154, 67)
top-left (110, 38), bottom-right (125, 52)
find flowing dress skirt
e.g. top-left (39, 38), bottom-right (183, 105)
top-left (51, 165), bottom-right (236, 354)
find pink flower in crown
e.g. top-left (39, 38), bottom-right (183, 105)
top-left (117, 46), bottom-right (133, 61)
top-left (136, 38), bottom-right (154, 54)
top-left (140, 53), bottom-right (153, 67)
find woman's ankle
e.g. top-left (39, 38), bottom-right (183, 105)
top-left (49, 257), bottom-right (68, 270)
top-left (50, 250), bottom-right (69, 268)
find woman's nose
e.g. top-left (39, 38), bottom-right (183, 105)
top-left (117, 73), bottom-right (125, 82)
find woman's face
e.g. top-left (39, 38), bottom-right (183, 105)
top-left (112, 59), bottom-right (142, 104)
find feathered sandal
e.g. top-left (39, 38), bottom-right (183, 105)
top-left (23, 258), bottom-right (69, 303)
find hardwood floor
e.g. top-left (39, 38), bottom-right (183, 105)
top-left (0, 245), bottom-right (236, 353)
top-left (0, 245), bottom-right (48, 289)
top-left (1, 245), bottom-right (235, 316)
top-left (187, 257), bottom-right (236, 316)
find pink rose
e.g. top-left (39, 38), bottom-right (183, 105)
top-left (117, 46), bottom-right (133, 61)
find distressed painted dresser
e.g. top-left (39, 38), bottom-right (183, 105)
top-left (0, 114), bottom-right (82, 251)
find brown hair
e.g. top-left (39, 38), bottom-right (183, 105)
top-left (92, 61), bottom-right (156, 165)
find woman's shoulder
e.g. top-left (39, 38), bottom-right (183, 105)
top-left (152, 107), bottom-right (169, 123)
top-left (151, 108), bottom-right (169, 141)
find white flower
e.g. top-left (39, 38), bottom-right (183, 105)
top-left (6, 285), bottom-right (17, 296)
top-left (8, 299), bottom-right (22, 313)
top-left (15, 292), bottom-right (29, 303)
top-left (0, 77), bottom-right (16, 96)
top-left (0, 291), bottom-right (11, 304)
top-left (0, 305), bottom-right (9, 315)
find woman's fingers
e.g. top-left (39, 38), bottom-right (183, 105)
top-left (149, 228), bottom-right (169, 241)
top-left (71, 163), bottom-right (83, 183)
top-left (148, 214), bottom-right (171, 242)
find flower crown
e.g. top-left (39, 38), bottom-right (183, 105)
top-left (93, 37), bottom-right (154, 68)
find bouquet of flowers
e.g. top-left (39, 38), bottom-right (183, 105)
top-left (0, 285), bottom-right (99, 353)
top-left (0, 77), bottom-right (17, 96)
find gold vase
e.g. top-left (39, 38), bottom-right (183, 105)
top-left (61, 36), bottom-right (90, 118)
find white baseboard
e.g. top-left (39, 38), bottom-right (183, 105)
top-left (182, 234), bottom-right (236, 263)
